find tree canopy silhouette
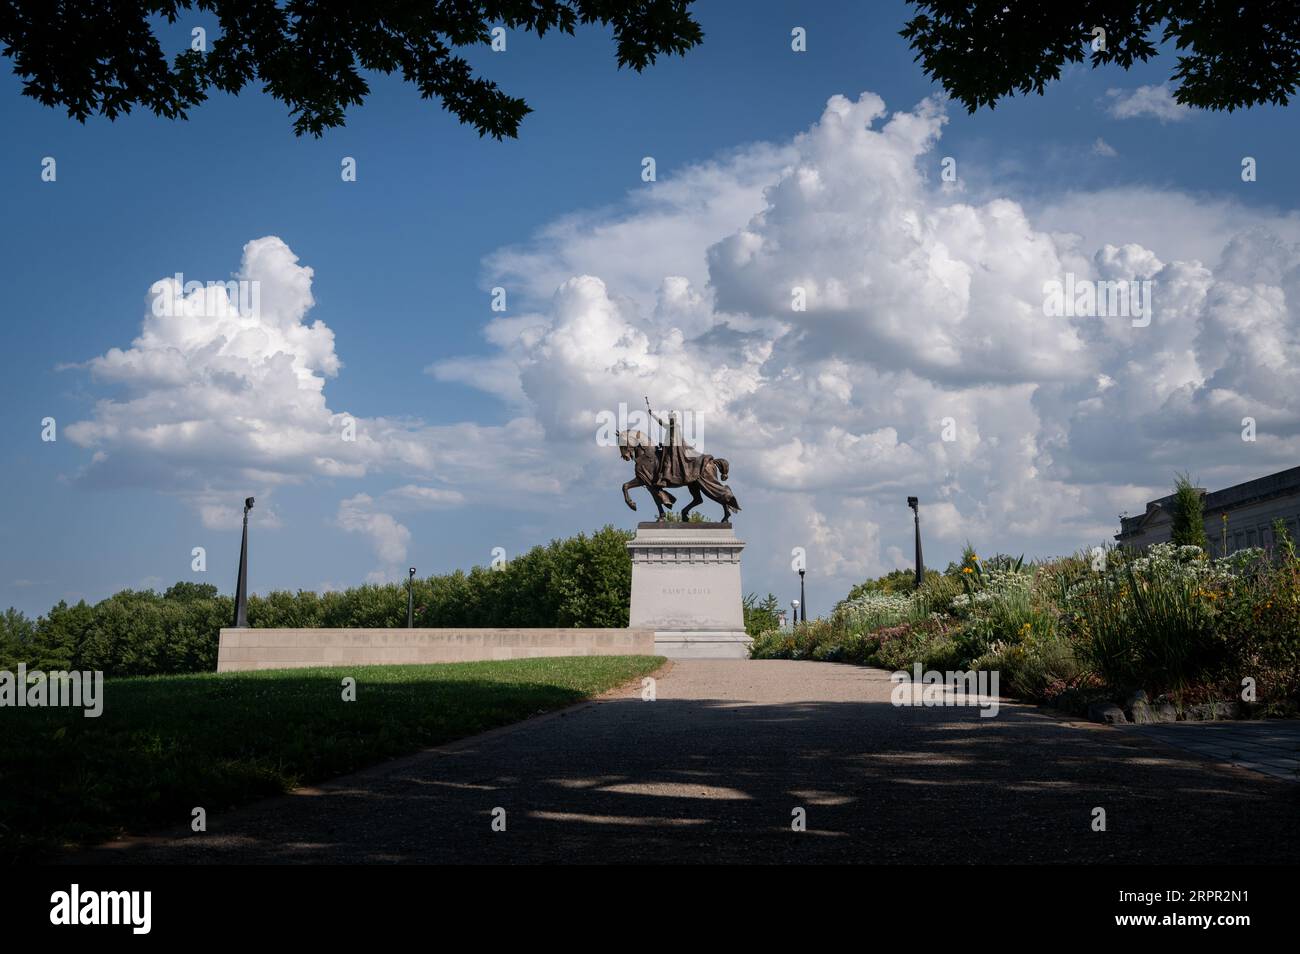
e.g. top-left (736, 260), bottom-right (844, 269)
top-left (0, 0), bottom-right (703, 137)
top-left (901, 1), bottom-right (1299, 113)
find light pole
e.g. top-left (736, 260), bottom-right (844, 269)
top-left (233, 496), bottom-right (254, 628)
top-left (790, 599), bottom-right (800, 629)
top-left (407, 567), bottom-right (416, 628)
top-left (798, 568), bottom-right (806, 623)
top-left (908, 496), bottom-right (924, 588)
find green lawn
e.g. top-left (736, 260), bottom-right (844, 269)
top-left (0, 655), bottom-right (664, 862)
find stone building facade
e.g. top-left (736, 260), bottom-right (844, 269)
top-left (1116, 466), bottom-right (1300, 557)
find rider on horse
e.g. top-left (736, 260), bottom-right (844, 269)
top-left (646, 400), bottom-right (689, 488)
top-left (621, 397), bottom-right (740, 522)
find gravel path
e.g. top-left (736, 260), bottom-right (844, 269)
top-left (77, 660), bottom-right (1300, 864)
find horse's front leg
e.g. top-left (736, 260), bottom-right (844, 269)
top-left (651, 484), bottom-right (667, 521)
top-left (622, 478), bottom-right (641, 511)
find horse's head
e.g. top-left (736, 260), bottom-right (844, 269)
top-left (617, 429), bottom-right (650, 461)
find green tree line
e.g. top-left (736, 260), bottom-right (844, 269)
top-left (0, 526), bottom-right (633, 677)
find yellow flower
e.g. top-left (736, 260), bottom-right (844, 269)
top-left (962, 567), bottom-right (973, 574)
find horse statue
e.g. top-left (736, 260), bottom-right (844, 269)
top-left (617, 426), bottom-right (742, 523)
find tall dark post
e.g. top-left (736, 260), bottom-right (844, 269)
top-left (798, 568), bottom-right (806, 622)
top-left (908, 496), bottom-right (924, 587)
top-left (407, 567), bottom-right (416, 628)
top-left (233, 496), bottom-right (254, 628)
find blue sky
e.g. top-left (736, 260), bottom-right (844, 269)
top-left (3, 0), bottom-right (1299, 617)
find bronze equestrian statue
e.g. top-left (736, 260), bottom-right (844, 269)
top-left (617, 402), bottom-right (741, 523)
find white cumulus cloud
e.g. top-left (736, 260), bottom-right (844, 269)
top-left (432, 91), bottom-right (1300, 587)
top-left (1105, 83), bottom-right (1193, 122)
top-left (66, 91), bottom-right (1300, 603)
top-left (336, 493), bottom-right (412, 581)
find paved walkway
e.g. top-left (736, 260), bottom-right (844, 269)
top-left (1131, 721), bottom-right (1300, 782)
top-left (79, 660), bottom-right (1299, 864)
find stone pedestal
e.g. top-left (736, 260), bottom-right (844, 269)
top-left (627, 522), bottom-right (752, 658)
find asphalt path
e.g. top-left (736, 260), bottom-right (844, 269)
top-left (77, 659), bottom-right (1300, 864)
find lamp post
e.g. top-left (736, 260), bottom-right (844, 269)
top-left (407, 567), bottom-right (416, 628)
top-left (790, 566), bottom-right (800, 629)
top-left (908, 496), bottom-right (924, 588)
top-left (790, 599), bottom-right (800, 629)
top-left (233, 496), bottom-right (254, 628)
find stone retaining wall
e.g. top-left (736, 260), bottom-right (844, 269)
top-left (217, 627), bottom-right (657, 672)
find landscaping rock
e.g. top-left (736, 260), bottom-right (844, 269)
top-left (1182, 701), bottom-right (1241, 722)
top-left (1127, 700), bottom-right (1157, 724)
top-left (1125, 692), bottom-right (1178, 724)
top-left (1088, 702), bottom-right (1128, 725)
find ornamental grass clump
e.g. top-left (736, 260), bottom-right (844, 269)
top-left (1062, 543), bottom-right (1226, 693)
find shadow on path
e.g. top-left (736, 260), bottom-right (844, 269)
top-left (75, 662), bottom-right (1300, 864)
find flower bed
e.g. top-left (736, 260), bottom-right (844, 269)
top-left (751, 544), bottom-right (1300, 719)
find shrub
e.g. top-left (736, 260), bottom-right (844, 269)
top-left (842, 568), bottom-right (940, 601)
top-left (743, 593), bottom-right (781, 636)
top-left (1171, 472), bottom-right (1209, 549)
top-left (913, 573), bottom-right (964, 616)
top-left (873, 617), bottom-right (962, 672)
top-left (832, 591), bottom-right (918, 634)
top-left (973, 632), bottom-right (1084, 701)
top-left (749, 628), bottom-right (795, 660)
top-left (1215, 550), bottom-right (1300, 715)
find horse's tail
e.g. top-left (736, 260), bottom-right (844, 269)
top-left (711, 457), bottom-right (741, 511)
